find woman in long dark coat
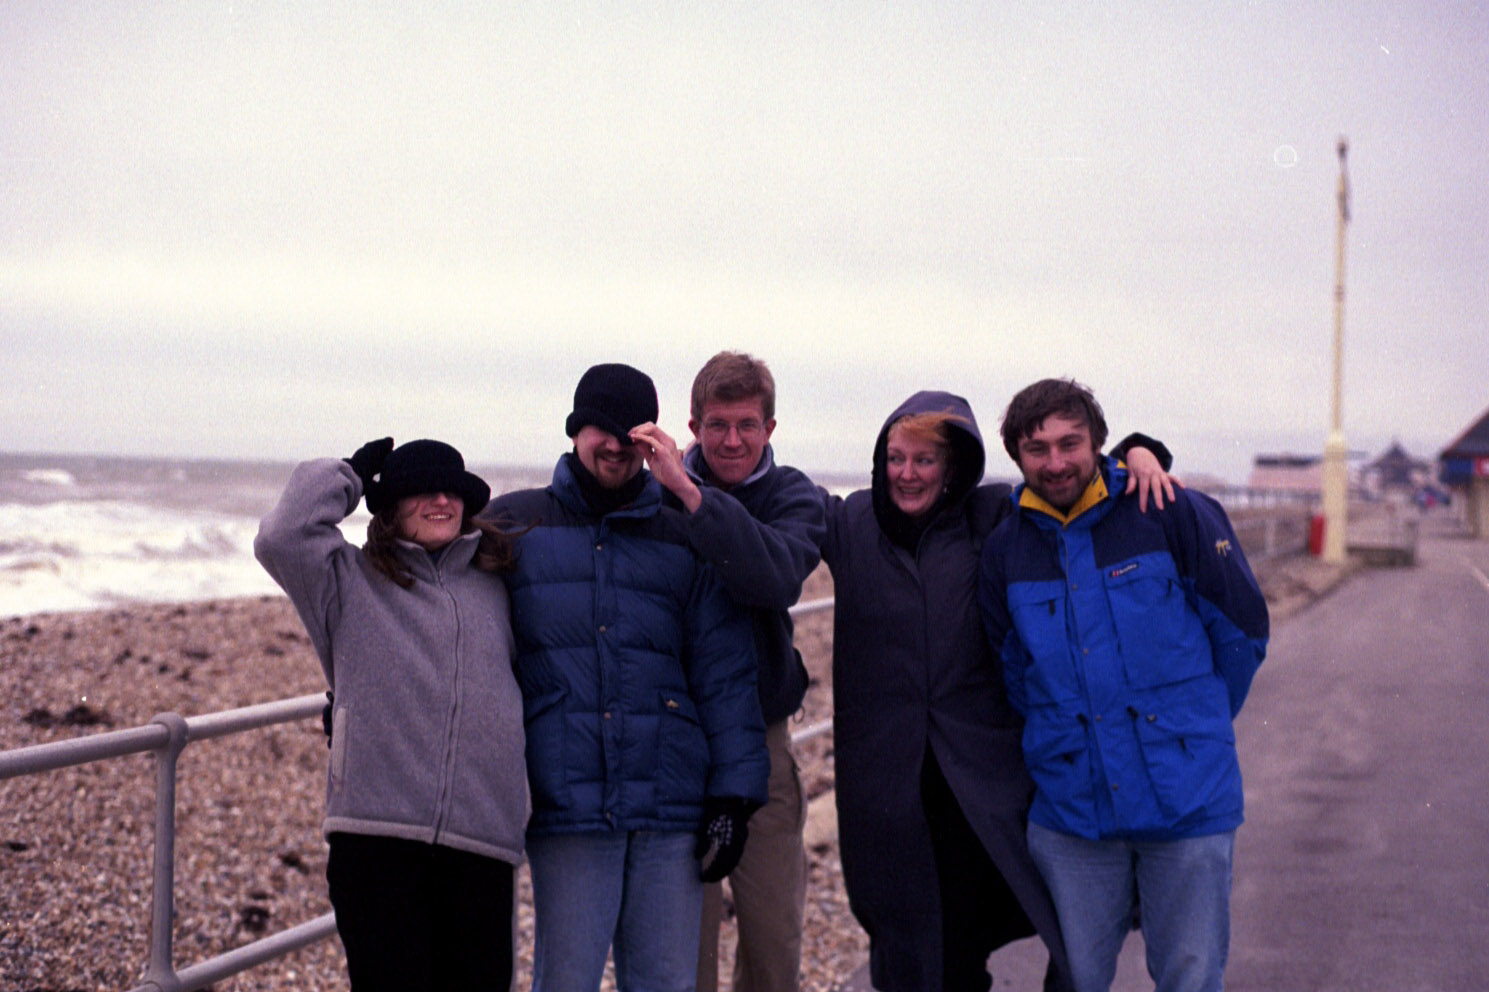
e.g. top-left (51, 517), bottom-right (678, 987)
top-left (821, 390), bottom-right (1170, 992)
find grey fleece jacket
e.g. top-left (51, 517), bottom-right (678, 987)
top-left (254, 458), bottom-right (529, 864)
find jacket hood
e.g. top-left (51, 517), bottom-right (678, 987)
top-left (871, 390), bottom-right (987, 533)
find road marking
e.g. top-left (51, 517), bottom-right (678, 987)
top-left (1465, 558), bottom-right (1489, 598)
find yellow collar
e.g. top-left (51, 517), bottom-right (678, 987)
top-left (1018, 471), bottom-right (1109, 525)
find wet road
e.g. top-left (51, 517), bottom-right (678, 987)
top-left (1223, 521), bottom-right (1489, 991)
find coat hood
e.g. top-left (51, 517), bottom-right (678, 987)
top-left (871, 390), bottom-right (987, 536)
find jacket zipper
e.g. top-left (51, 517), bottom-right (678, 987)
top-left (430, 554), bottom-right (463, 843)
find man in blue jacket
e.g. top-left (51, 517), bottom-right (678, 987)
top-left (977, 378), bottom-right (1268, 992)
top-left (629, 351), bottom-right (826, 992)
top-left (485, 362), bottom-right (768, 992)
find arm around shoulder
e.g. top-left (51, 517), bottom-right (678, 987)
top-left (685, 470), bottom-right (825, 610)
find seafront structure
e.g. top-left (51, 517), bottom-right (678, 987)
top-left (1439, 404), bottom-right (1489, 538)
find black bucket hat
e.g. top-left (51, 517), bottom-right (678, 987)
top-left (365, 439), bottom-right (491, 516)
top-left (564, 363), bottom-right (659, 443)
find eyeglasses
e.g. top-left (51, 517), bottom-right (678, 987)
top-left (702, 419), bottom-right (765, 440)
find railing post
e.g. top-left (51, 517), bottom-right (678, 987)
top-left (140, 711), bottom-right (190, 992)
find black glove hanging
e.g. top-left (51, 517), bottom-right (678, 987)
top-left (345, 437), bottom-right (394, 502)
top-left (695, 796), bottom-right (759, 883)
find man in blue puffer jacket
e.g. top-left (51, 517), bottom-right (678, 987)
top-left (483, 362), bottom-right (768, 992)
top-left (977, 378), bottom-right (1268, 992)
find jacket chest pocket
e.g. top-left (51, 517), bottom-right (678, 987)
top-left (1008, 585), bottom-right (1082, 704)
top-left (1103, 569), bottom-right (1212, 690)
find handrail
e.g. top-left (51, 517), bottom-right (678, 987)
top-left (790, 596), bottom-right (833, 618)
top-left (0, 693), bottom-right (327, 781)
top-left (2, 692), bottom-right (338, 992)
top-left (3, 599), bottom-right (841, 991)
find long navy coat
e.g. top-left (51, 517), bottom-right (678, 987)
top-left (821, 391), bottom-right (1072, 992)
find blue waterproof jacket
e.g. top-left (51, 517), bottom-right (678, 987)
top-left (484, 455), bottom-right (768, 837)
top-left (978, 458), bottom-right (1269, 842)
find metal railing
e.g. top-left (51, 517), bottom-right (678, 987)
top-left (1, 693), bottom-right (336, 992)
top-left (0, 595), bottom-right (840, 991)
top-left (1229, 511), bottom-right (1312, 561)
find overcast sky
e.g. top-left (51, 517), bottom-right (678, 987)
top-left (4, 2), bottom-right (1485, 483)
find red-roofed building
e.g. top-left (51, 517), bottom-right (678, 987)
top-left (1246, 453), bottom-right (1323, 494)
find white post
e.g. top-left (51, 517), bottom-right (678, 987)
top-left (1322, 137), bottom-right (1350, 564)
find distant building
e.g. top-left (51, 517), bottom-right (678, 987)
top-left (1363, 440), bottom-right (1431, 497)
top-left (1247, 453), bottom-right (1322, 495)
top-left (1248, 451), bottom-right (1372, 499)
top-left (1178, 472), bottom-right (1231, 495)
top-left (1439, 405), bottom-right (1489, 538)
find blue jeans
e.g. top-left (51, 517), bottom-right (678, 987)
top-left (528, 829), bottom-right (703, 992)
top-left (1027, 821), bottom-right (1234, 992)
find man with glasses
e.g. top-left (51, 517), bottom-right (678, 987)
top-left (630, 351), bottom-right (827, 992)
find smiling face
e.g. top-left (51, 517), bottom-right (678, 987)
top-left (394, 492), bottom-right (465, 550)
top-left (885, 424), bottom-right (949, 519)
top-left (1015, 413), bottom-right (1101, 513)
top-left (689, 396), bottom-right (775, 489)
top-left (573, 424), bottom-right (644, 489)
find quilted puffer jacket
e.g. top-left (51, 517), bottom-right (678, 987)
top-left (484, 454), bottom-right (768, 836)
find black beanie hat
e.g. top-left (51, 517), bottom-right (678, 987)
top-left (365, 439), bottom-right (491, 516)
top-left (564, 363), bottom-right (659, 442)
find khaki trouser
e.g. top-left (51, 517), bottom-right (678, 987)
top-left (697, 719), bottom-right (808, 992)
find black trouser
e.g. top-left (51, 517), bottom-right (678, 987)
top-left (921, 750), bottom-right (1039, 992)
top-left (327, 832), bottom-right (515, 992)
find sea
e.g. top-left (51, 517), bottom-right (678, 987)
top-left (0, 452), bottom-right (552, 619)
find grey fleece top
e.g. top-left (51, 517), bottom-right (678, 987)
top-left (254, 459), bottom-right (529, 864)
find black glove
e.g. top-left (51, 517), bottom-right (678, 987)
top-left (695, 796), bottom-right (758, 883)
top-left (321, 691), bottom-right (334, 748)
top-left (345, 437), bottom-right (394, 494)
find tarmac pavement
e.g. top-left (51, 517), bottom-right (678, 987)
top-left (838, 510), bottom-right (1489, 990)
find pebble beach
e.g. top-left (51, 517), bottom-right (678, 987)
top-left (0, 567), bottom-right (853, 992)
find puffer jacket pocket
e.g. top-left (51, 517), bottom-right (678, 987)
top-left (655, 692), bottom-right (709, 806)
top-left (1008, 585), bottom-right (1082, 704)
top-left (1104, 567), bottom-right (1211, 689)
top-left (1131, 708), bottom-right (1239, 824)
top-left (524, 689), bottom-right (572, 809)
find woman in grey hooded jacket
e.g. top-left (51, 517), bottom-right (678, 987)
top-left (255, 437), bottom-right (529, 992)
